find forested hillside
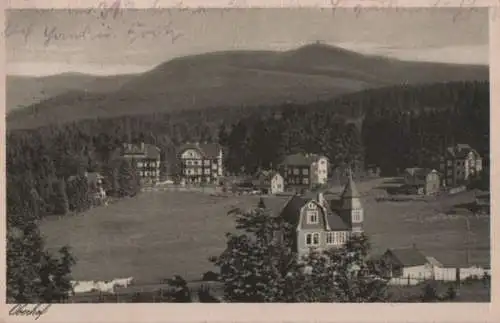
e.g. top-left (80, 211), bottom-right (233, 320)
top-left (6, 80), bottom-right (489, 219)
top-left (7, 44), bottom-right (488, 130)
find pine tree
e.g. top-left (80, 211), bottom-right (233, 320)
top-left (117, 159), bottom-right (140, 197)
top-left (6, 182), bottom-right (76, 302)
top-left (52, 179), bottom-right (70, 215)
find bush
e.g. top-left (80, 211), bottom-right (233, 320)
top-left (421, 282), bottom-right (439, 302)
top-left (445, 285), bottom-right (457, 301)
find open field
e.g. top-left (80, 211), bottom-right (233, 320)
top-left (40, 191), bottom-right (276, 283)
top-left (40, 177), bottom-right (490, 284)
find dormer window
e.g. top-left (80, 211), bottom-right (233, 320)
top-left (307, 210), bottom-right (318, 224)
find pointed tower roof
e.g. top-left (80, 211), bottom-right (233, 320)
top-left (341, 168), bottom-right (360, 199)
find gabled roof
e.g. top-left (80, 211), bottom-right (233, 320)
top-left (123, 143), bottom-right (161, 159)
top-left (278, 193), bottom-right (350, 231)
top-left (341, 174), bottom-right (360, 198)
top-left (252, 171), bottom-right (282, 188)
top-left (384, 247), bottom-right (429, 267)
top-left (445, 144), bottom-right (479, 159)
top-left (279, 195), bottom-right (309, 227)
top-left (325, 212), bottom-right (350, 231)
top-left (179, 142), bottom-right (221, 159)
top-left (281, 153), bottom-right (327, 166)
top-left (425, 256), bottom-right (443, 267)
top-left (260, 196), bottom-right (292, 218)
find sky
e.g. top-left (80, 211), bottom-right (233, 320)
top-left (5, 8), bottom-right (489, 76)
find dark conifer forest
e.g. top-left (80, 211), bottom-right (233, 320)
top-left (6, 80), bottom-right (490, 218)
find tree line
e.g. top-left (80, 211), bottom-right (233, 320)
top-left (220, 80), bottom-right (489, 176)
top-left (6, 80), bottom-right (489, 219)
top-left (6, 80), bottom-right (489, 301)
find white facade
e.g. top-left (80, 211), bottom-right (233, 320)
top-left (310, 157), bottom-right (328, 186)
top-left (270, 174), bottom-right (284, 194)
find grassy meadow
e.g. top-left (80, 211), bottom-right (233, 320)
top-left (40, 177), bottom-right (490, 284)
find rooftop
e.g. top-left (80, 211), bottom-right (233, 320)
top-left (384, 247), bottom-right (429, 267)
top-left (445, 144), bottom-right (479, 159)
top-left (341, 172), bottom-right (360, 199)
top-left (123, 143), bottom-right (161, 160)
top-left (178, 142), bottom-right (221, 159)
top-left (281, 153), bottom-right (327, 166)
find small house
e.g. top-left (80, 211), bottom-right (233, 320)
top-left (68, 172), bottom-right (107, 206)
top-left (381, 246), bottom-right (438, 280)
top-left (403, 168), bottom-right (440, 195)
top-left (280, 153), bottom-right (328, 190)
top-left (252, 170), bottom-right (284, 195)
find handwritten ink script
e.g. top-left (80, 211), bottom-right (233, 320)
top-left (9, 304), bottom-right (52, 320)
top-left (38, 22), bottom-right (184, 46)
top-left (4, 0), bottom-right (497, 47)
top-left (328, 0), bottom-right (489, 20)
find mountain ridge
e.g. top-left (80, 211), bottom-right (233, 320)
top-left (7, 43), bottom-right (488, 130)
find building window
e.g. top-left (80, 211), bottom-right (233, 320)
top-left (293, 168), bottom-right (299, 175)
top-left (305, 233), bottom-right (321, 246)
top-left (307, 211), bottom-right (318, 224)
top-left (137, 161), bottom-right (143, 168)
top-left (326, 232), bottom-right (334, 245)
top-left (212, 164), bottom-right (218, 170)
top-left (204, 169), bottom-right (210, 174)
top-left (313, 233), bottom-right (320, 245)
top-left (304, 178), bottom-right (309, 185)
top-left (303, 168), bottom-right (309, 175)
top-left (204, 160), bottom-right (210, 166)
top-left (352, 209), bottom-right (362, 223)
top-left (338, 232), bottom-right (347, 245)
top-left (447, 160), bottom-right (452, 166)
top-left (186, 160), bottom-right (192, 166)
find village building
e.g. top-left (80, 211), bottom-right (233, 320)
top-left (279, 153), bottom-right (328, 191)
top-left (403, 168), bottom-right (440, 195)
top-left (121, 143), bottom-right (161, 185)
top-left (68, 172), bottom-right (107, 206)
top-left (178, 142), bottom-right (223, 184)
top-left (274, 171), bottom-right (363, 258)
top-left (380, 246), bottom-right (442, 280)
top-left (439, 144), bottom-right (482, 187)
top-left (251, 170), bottom-right (284, 195)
